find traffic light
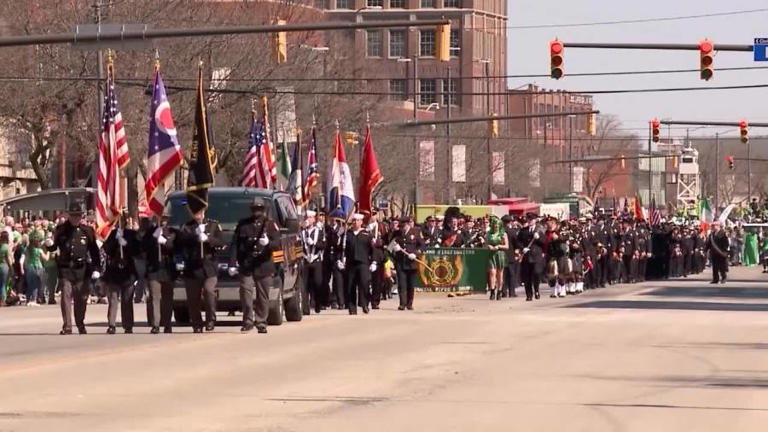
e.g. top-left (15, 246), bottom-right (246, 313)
top-left (727, 155), bottom-right (734, 170)
top-left (740, 119), bottom-right (749, 144)
top-left (699, 38), bottom-right (714, 81)
top-left (550, 39), bottom-right (564, 79)
top-left (272, 19), bottom-right (287, 64)
top-left (587, 113), bottom-right (596, 136)
top-left (651, 118), bottom-right (661, 143)
top-left (490, 115), bottom-right (499, 138)
top-left (436, 23), bottom-right (451, 62)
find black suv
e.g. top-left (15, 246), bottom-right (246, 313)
top-left (165, 187), bottom-right (304, 325)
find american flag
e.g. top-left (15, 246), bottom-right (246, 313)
top-left (261, 97), bottom-right (277, 186)
top-left (303, 126), bottom-right (318, 201)
top-left (649, 196), bottom-right (661, 226)
top-left (145, 68), bottom-right (182, 218)
top-left (240, 115), bottom-right (273, 189)
top-left (96, 62), bottom-right (128, 239)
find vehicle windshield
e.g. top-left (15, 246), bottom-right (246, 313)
top-left (166, 194), bottom-right (274, 231)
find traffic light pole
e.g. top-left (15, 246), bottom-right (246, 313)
top-left (563, 42), bottom-right (753, 52)
top-left (400, 110), bottom-right (600, 127)
top-left (748, 139), bottom-right (752, 201)
top-left (0, 19), bottom-right (451, 48)
top-left (715, 133), bottom-right (720, 216)
top-left (648, 121), bottom-right (653, 205)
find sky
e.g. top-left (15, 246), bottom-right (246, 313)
top-left (506, 0), bottom-right (768, 138)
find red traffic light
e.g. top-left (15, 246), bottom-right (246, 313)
top-left (699, 40), bottom-right (713, 54)
top-left (740, 120), bottom-right (749, 143)
top-left (726, 155), bottom-right (735, 169)
top-left (739, 120), bottom-right (748, 129)
top-left (699, 39), bottom-right (714, 81)
top-left (550, 39), bottom-right (564, 79)
top-left (651, 118), bottom-right (661, 143)
top-left (550, 40), bottom-right (563, 55)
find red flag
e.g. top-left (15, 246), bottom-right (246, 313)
top-left (358, 124), bottom-right (383, 216)
top-left (634, 195), bottom-right (644, 221)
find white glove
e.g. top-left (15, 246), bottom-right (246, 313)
top-left (157, 235), bottom-right (167, 245)
top-left (153, 227), bottom-right (163, 239)
top-left (336, 260), bottom-right (345, 270)
top-left (533, 232), bottom-right (540, 240)
top-left (305, 237), bottom-right (315, 246)
top-left (523, 247), bottom-right (530, 254)
top-left (196, 224), bottom-right (206, 235)
top-left (393, 244), bottom-right (402, 253)
top-left (369, 262), bottom-right (377, 272)
top-left (117, 237), bottom-right (128, 247)
top-left (117, 228), bottom-right (124, 238)
top-left (258, 235), bottom-right (269, 246)
top-left (408, 253), bottom-right (416, 261)
top-left (316, 222), bottom-right (323, 229)
top-left (91, 271), bottom-right (101, 280)
top-left (198, 232), bottom-right (209, 243)
top-left (227, 267), bottom-right (239, 277)
top-left (434, 244), bottom-right (440, 249)
top-left (44, 238), bottom-right (54, 247)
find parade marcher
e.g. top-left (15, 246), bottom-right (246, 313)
top-left (326, 217), bottom-right (346, 309)
top-left (568, 221), bottom-right (585, 294)
top-left (390, 216), bottom-right (423, 310)
top-left (143, 213), bottom-right (178, 334)
top-left (102, 219), bottom-right (141, 334)
top-left (486, 216), bottom-right (509, 301)
top-left (503, 215), bottom-right (521, 298)
top-left (48, 199), bottom-right (101, 335)
top-left (301, 210), bottom-right (326, 314)
top-left (517, 213), bottom-right (544, 301)
top-left (595, 216), bottom-right (611, 287)
top-left (232, 197), bottom-right (281, 333)
top-left (367, 210), bottom-right (387, 309)
top-left (344, 213), bottom-right (374, 314)
top-left (619, 219), bottom-right (638, 284)
top-left (20, 231), bottom-right (49, 306)
top-left (178, 207), bottom-right (224, 333)
top-left (423, 216), bottom-right (441, 247)
top-left (0, 231), bottom-right (11, 306)
top-left (706, 220), bottom-right (730, 284)
top-left (636, 221), bottom-right (651, 282)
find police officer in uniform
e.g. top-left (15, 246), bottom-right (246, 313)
top-left (327, 218), bottom-right (346, 309)
top-left (49, 199), bottom-right (101, 335)
top-left (301, 210), bottom-right (326, 314)
top-left (517, 214), bottom-right (544, 301)
top-left (143, 213), bottom-right (177, 334)
top-left (178, 207), bottom-right (224, 333)
top-left (344, 213), bottom-right (374, 314)
top-left (367, 210), bottom-right (387, 309)
top-left (102, 219), bottom-right (141, 334)
top-left (232, 197), bottom-right (281, 333)
top-left (390, 216), bottom-right (424, 310)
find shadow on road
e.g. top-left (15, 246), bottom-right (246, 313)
top-left (566, 300), bottom-right (768, 312)
top-left (641, 287), bottom-right (768, 299)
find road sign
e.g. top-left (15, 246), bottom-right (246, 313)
top-left (754, 38), bottom-right (768, 61)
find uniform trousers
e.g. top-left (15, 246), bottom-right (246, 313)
top-left (520, 261), bottom-right (541, 299)
top-left (59, 276), bottom-right (89, 331)
top-left (396, 267), bottom-right (417, 308)
top-left (147, 279), bottom-right (174, 329)
top-left (304, 260), bottom-right (325, 312)
top-left (239, 273), bottom-right (271, 329)
top-left (105, 281), bottom-right (135, 330)
top-left (184, 276), bottom-right (217, 329)
top-left (345, 263), bottom-right (370, 312)
top-left (711, 256), bottom-right (728, 282)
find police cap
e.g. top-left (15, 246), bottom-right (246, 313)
top-left (67, 198), bottom-right (87, 215)
top-left (250, 197), bottom-right (268, 209)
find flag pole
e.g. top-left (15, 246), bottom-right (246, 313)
top-left (198, 59), bottom-right (205, 259)
top-left (107, 50), bottom-right (125, 260)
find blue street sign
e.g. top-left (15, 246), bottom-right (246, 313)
top-left (754, 38), bottom-right (768, 61)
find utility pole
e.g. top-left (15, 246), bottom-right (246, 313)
top-left (568, 115), bottom-right (574, 192)
top-left (748, 139), bottom-right (752, 201)
top-left (412, 55), bottom-right (419, 206)
top-left (715, 132), bottom-right (720, 215)
top-left (485, 60), bottom-right (492, 201)
top-left (648, 120), bottom-right (652, 204)
top-left (446, 65), bottom-right (452, 203)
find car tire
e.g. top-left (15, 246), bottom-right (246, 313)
top-left (267, 287), bottom-right (284, 326)
top-left (285, 276), bottom-right (303, 322)
top-left (173, 307), bottom-right (190, 324)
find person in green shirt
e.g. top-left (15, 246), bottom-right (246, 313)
top-left (20, 233), bottom-right (49, 306)
top-left (0, 231), bottom-right (12, 305)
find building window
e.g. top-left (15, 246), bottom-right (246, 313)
top-left (366, 30), bottom-right (382, 57)
top-left (450, 29), bottom-right (460, 56)
top-left (336, 0), bottom-right (352, 8)
top-left (444, 0), bottom-right (460, 7)
top-left (389, 0), bottom-right (405, 7)
top-left (421, 0), bottom-right (435, 7)
top-left (442, 78), bottom-right (457, 106)
top-left (389, 30), bottom-right (405, 58)
top-left (419, 79), bottom-right (436, 106)
top-left (419, 30), bottom-right (435, 57)
top-left (314, 0), bottom-right (327, 9)
top-left (389, 79), bottom-right (407, 101)
top-left (367, 0), bottom-right (383, 7)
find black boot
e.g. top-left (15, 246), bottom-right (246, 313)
top-left (489, 289), bottom-right (496, 300)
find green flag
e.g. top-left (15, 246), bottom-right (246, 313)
top-left (278, 140), bottom-right (291, 187)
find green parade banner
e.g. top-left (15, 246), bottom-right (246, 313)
top-left (416, 248), bottom-right (491, 293)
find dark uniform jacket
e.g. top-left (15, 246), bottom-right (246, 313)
top-left (505, 225), bottom-right (521, 263)
top-left (302, 224), bottom-right (326, 264)
top-left (393, 227), bottom-right (424, 271)
top-left (50, 220), bottom-right (101, 280)
top-left (706, 230), bottom-right (730, 259)
top-left (345, 228), bottom-right (374, 266)
top-left (177, 219), bottom-right (225, 279)
top-left (143, 223), bottom-right (178, 282)
top-left (517, 225), bottom-right (545, 268)
top-left (233, 215), bottom-right (281, 278)
top-left (102, 228), bottom-right (140, 285)
top-left (326, 224), bottom-right (345, 265)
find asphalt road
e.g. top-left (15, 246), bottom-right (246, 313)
top-left (2, 267), bottom-right (768, 431)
